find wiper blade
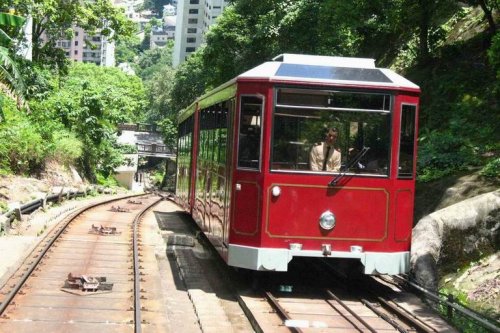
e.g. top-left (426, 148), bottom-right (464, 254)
top-left (329, 147), bottom-right (370, 186)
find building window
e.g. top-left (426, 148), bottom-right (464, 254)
top-left (188, 18), bottom-right (198, 24)
top-left (75, 41), bottom-right (78, 46)
top-left (186, 47), bottom-right (195, 52)
top-left (187, 37), bottom-right (196, 43)
top-left (189, 9), bottom-right (198, 14)
top-left (74, 50), bottom-right (78, 55)
top-left (187, 27), bottom-right (197, 33)
top-left (189, 0), bottom-right (199, 4)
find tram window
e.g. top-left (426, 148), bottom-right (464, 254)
top-left (398, 104), bottom-right (417, 178)
top-left (237, 96), bottom-right (263, 170)
top-left (272, 88), bottom-right (391, 175)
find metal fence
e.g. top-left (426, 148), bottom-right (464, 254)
top-left (0, 186), bottom-right (112, 234)
top-left (399, 276), bottom-right (500, 333)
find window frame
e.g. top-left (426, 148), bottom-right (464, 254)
top-left (270, 86), bottom-right (394, 177)
top-left (236, 94), bottom-right (265, 172)
top-left (397, 103), bottom-right (418, 179)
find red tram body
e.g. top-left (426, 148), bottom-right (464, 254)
top-left (175, 54), bottom-right (420, 274)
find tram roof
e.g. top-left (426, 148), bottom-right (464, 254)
top-left (238, 53), bottom-right (420, 91)
top-left (178, 54), bottom-right (420, 123)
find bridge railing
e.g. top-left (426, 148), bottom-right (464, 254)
top-left (118, 123), bottom-right (161, 133)
top-left (136, 143), bottom-right (175, 155)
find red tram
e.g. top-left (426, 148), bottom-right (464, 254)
top-left (175, 54), bottom-right (420, 274)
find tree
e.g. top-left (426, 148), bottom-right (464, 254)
top-left (0, 11), bottom-right (26, 108)
top-left (462, 0), bottom-right (498, 35)
top-left (115, 35), bottom-right (141, 65)
top-left (146, 65), bottom-right (176, 121)
top-left (135, 41), bottom-right (174, 80)
top-left (170, 49), bottom-right (209, 112)
top-left (203, 6), bottom-right (254, 87)
top-left (29, 62), bottom-right (147, 179)
top-left (401, 0), bottom-right (458, 62)
top-left (2, 1), bottom-right (135, 70)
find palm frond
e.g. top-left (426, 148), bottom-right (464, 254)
top-left (0, 46), bottom-right (26, 108)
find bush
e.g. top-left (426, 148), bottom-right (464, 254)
top-left (95, 172), bottom-right (119, 187)
top-left (417, 130), bottom-right (476, 182)
top-left (480, 158), bottom-right (500, 178)
top-left (48, 130), bottom-right (83, 166)
top-left (118, 143), bottom-right (138, 154)
top-left (0, 121), bottom-right (46, 174)
top-left (152, 170), bottom-right (164, 186)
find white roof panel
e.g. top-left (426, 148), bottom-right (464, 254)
top-left (238, 54), bottom-right (419, 90)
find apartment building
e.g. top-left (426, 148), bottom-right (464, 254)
top-left (172, 0), bottom-right (229, 67)
top-left (55, 27), bottom-right (115, 67)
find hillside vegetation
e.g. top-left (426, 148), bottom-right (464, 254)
top-left (0, 1), bottom-right (498, 188)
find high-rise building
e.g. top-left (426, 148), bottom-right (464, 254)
top-left (55, 27), bottom-right (115, 67)
top-left (172, 0), bottom-right (229, 67)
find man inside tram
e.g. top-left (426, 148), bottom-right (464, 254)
top-left (309, 127), bottom-right (342, 172)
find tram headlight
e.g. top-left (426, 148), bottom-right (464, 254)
top-left (271, 186), bottom-right (281, 197)
top-left (319, 211), bottom-right (336, 230)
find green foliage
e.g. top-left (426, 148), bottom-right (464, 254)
top-left (146, 65), bottom-right (176, 121)
top-left (118, 143), bottom-right (138, 154)
top-left (158, 117), bottom-right (177, 150)
top-left (135, 43), bottom-right (174, 81)
top-left (48, 130), bottom-right (83, 166)
top-left (3, 0), bottom-right (135, 71)
top-left (0, 116), bottom-right (46, 174)
top-left (0, 11), bottom-right (26, 107)
top-left (0, 200), bottom-right (7, 213)
top-left (115, 35), bottom-right (142, 64)
top-left (151, 170), bottom-right (164, 187)
top-left (487, 32), bottom-right (500, 94)
top-left (417, 130), bottom-right (476, 182)
top-left (436, 288), bottom-right (494, 333)
top-left (95, 172), bottom-right (119, 187)
top-left (26, 62), bottom-right (147, 179)
top-left (142, 0), bottom-right (170, 16)
top-left (170, 49), bottom-right (209, 111)
top-left (480, 158), bottom-right (500, 178)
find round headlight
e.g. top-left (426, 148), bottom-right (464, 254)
top-left (319, 211), bottom-right (336, 230)
top-left (271, 186), bottom-right (281, 197)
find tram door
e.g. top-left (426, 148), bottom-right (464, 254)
top-left (231, 95), bottom-right (264, 240)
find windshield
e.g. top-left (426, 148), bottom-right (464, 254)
top-left (271, 87), bottom-right (391, 176)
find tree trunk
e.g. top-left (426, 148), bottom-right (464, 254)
top-left (160, 159), bottom-right (169, 190)
top-left (477, 0), bottom-right (497, 35)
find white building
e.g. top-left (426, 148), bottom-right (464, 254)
top-left (150, 14), bottom-right (176, 49)
top-left (172, 0), bottom-right (229, 67)
top-left (163, 4), bottom-right (176, 17)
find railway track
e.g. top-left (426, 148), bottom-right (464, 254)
top-left (235, 259), bottom-right (457, 333)
top-left (239, 285), bottom-right (455, 332)
top-left (0, 194), bottom-right (165, 333)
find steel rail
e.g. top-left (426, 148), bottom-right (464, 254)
top-left (0, 193), bottom-right (144, 317)
top-left (325, 289), bottom-right (378, 333)
top-left (377, 296), bottom-right (437, 332)
top-left (264, 291), bottom-right (304, 333)
top-left (360, 298), bottom-right (411, 333)
top-left (133, 196), bottom-right (163, 333)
